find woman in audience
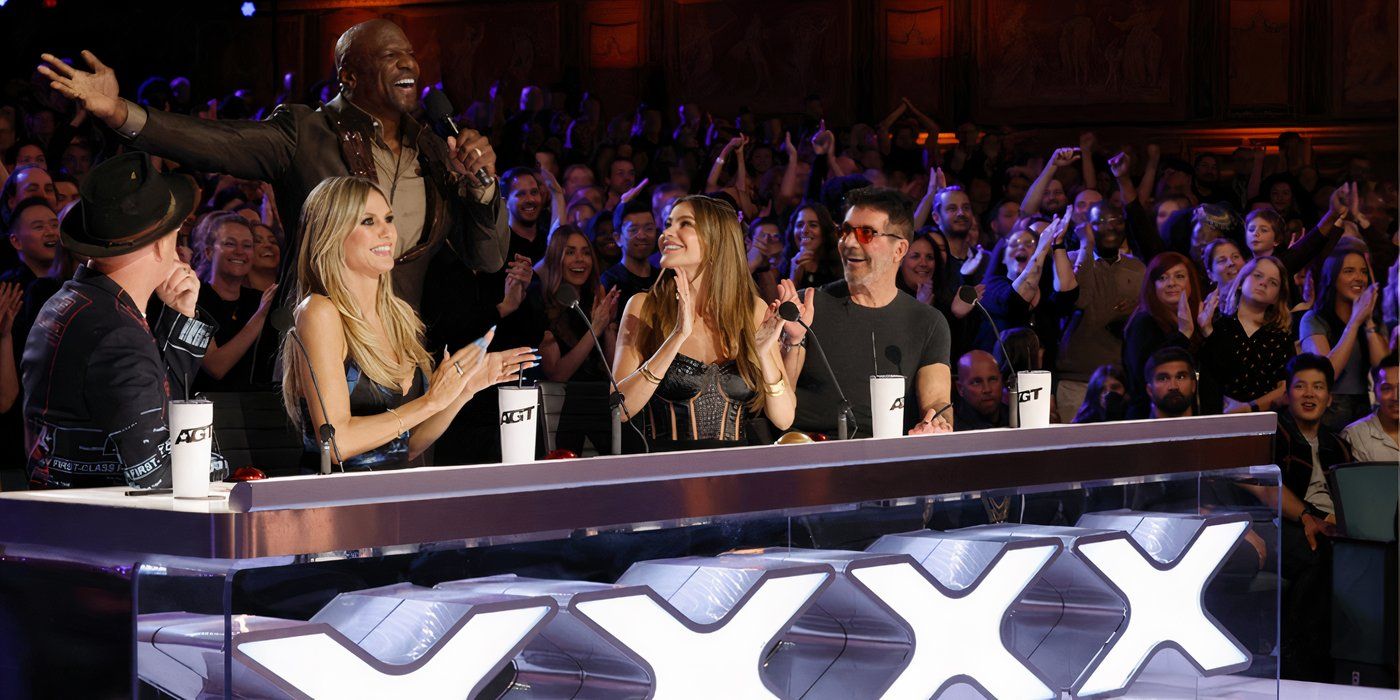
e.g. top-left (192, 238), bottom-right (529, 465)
top-left (1199, 256), bottom-right (1295, 414)
top-left (282, 177), bottom-right (536, 470)
top-left (1072, 364), bottom-right (1129, 424)
top-left (193, 211), bottom-right (276, 392)
top-left (1202, 238), bottom-right (1246, 295)
top-left (613, 195), bottom-right (794, 450)
top-left (896, 232), bottom-right (947, 307)
top-left (1300, 245), bottom-right (1388, 430)
top-left (520, 225), bottom-right (622, 454)
top-left (1122, 251), bottom-right (1203, 417)
top-left (781, 202), bottom-right (841, 289)
top-left (979, 215), bottom-right (1075, 353)
top-left (246, 221), bottom-right (281, 292)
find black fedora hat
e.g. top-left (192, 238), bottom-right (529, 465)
top-left (60, 151), bottom-right (198, 258)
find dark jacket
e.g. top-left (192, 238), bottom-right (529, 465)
top-left (1273, 411), bottom-right (1353, 508)
top-left (21, 266), bottom-right (213, 489)
top-left (127, 95), bottom-right (509, 303)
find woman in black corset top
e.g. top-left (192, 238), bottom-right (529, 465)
top-left (613, 195), bottom-right (796, 451)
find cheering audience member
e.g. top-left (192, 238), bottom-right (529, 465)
top-left (1341, 352), bottom-right (1398, 462)
top-left (281, 177), bottom-right (535, 471)
top-left (1143, 347), bottom-right (1198, 419)
top-left (896, 231), bottom-right (946, 306)
top-left (40, 19), bottom-right (510, 309)
top-left (533, 226), bottom-right (621, 454)
top-left (22, 153), bottom-right (213, 489)
top-left (978, 215), bottom-right (1076, 354)
top-left (2, 198), bottom-right (59, 289)
top-left (1269, 353), bottom-right (1352, 682)
top-left (1021, 147), bottom-right (1076, 218)
top-left (929, 186), bottom-right (978, 298)
top-left (0, 283), bottom-right (20, 413)
top-left (599, 197), bottom-right (659, 307)
top-left (1300, 247), bottom-right (1387, 431)
top-left (745, 217), bottom-right (785, 302)
top-left (1071, 364), bottom-right (1129, 423)
top-left (1122, 252), bottom-right (1202, 417)
top-left (1202, 238), bottom-right (1245, 297)
top-left (247, 221), bottom-right (281, 291)
top-left (192, 212), bottom-right (278, 392)
top-left (1199, 256), bottom-right (1295, 414)
top-left (780, 187), bottom-right (953, 435)
top-left (613, 195), bottom-right (794, 450)
top-left (500, 167), bottom-right (549, 263)
top-left (781, 202), bottom-right (841, 289)
top-left (953, 350), bottom-right (1008, 431)
top-left (1055, 201), bottom-right (1145, 419)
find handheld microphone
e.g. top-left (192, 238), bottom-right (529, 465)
top-left (957, 284), bottom-right (1022, 426)
top-left (271, 308), bottom-right (342, 474)
top-left (424, 89), bottom-right (494, 189)
top-left (555, 285), bottom-right (649, 454)
top-left (778, 300), bottom-right (857, 439)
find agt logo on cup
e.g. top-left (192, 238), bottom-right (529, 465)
top-left (889, 397), bottom-right (905, 410)
top-left (500, 406), bottom-right (536, 425)
top-left (1016, 386), bottom-right (1043, 403)
top-left (174, 424), bottom-right (212, 444)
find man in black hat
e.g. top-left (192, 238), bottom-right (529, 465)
top-left (37, 19), bottom-right (507, 309)
top-left (21, 152), bottom-right (213, 489)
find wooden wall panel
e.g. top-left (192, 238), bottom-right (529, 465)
top-left (973, 0), bottom-right (1191, 123)
top-left (1226, 0), bottom-right (1293, 114)
top-left (1332, 0), bottom-right (1398, 115)
top-left (582, 0), bottom-right (646, 116)
top-left (879, 0), bottom-right (952, 123)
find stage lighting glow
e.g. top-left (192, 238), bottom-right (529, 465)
top-left (240, 1), bottom-right (254, 17)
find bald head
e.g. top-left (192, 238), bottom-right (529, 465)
top-left (956, 350), bottom-right (1003, 418)
top-left (333, 20), bottom-right (420, 119)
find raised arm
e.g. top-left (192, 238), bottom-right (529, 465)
top-left (1013, 216), bottom-right (1065, 302)
top-left (777, 132), bottom-right (803, 209)
top-left (877, 101), bottom-right (909, 155)
top-left (752, 298), bottom-right (796, 430)
top-left (1301, 284), bottom-right (1378, 378)
top-left (0, 284), bottom-right (20, 414)
top-left (1137, 144), bottom-right (1160, 208)
top-left (1079, 132), bottom-right (1098, 191)
top-left (913, 167), bottom-right (946, 230)
top-left (40, 51), bottom-right (297, 182)
top-left (903, 98), bottom-right (942, 165)
top-left (707, 136), bottom-right (745, 192)
top-left (537, 166), bottom-right (568, 235)
top-left (1022, 147), bottom-right (1078, 215)
top-left (612, 272), bottom-right (694, 418)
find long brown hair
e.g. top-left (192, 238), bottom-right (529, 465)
top-left (640, 195), bottom-right (766, 409)
top-left (280, 177), bottom-right (432, 426)
top-left (1224, 255), bottom-right (1292, 332)
top-left (538, 225), bottom-right (603, 347)
top-left (1134, 251), bottom-right (1202, 335)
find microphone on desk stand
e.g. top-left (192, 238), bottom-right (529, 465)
top-left (957, 285), bottom-right (1023, 427)
top-left (554, 285), bottom-right (649, 454)
top-left (778, 300), bottom-right (857, 440)
top-left (271, 308), bottom-right (342, 475)
top-left (424, 89), bottom-right (494, 189)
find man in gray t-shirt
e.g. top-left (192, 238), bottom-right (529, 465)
top-left (780, 187), bottom-right (953, 436)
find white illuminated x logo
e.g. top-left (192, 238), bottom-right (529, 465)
top-left (1071, 517), bottom-right (1251, 697)
top-left (571, 569), bottom-right (830, 699)
top-left (232, 603), bottom-right (554, 698)
top-left (849, 544), bottom-right (1060, 700)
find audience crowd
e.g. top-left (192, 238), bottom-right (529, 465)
top-left (1, 42), bottom-right (1397, 683)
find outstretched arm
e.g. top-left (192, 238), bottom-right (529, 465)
top-left (1022, 147), bottom-right (1078, 215)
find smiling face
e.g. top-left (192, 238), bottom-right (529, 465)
top-left (1072, 189), bottom-right (1102, 225)
top-left (1208, 242), bottom-right (1244, 286)
top-left (339, 21), bottom-right (420, 119)
top-left (210, 221), bottom-right (255, 280)
top-left (1269, 181), bottom-right (1292, 212)
top-left (840, 206), bottom-right (906, 290)
top-left (1376, 366), bottom-right (1399, 425)
top-left (792, 207), bottom-right (824, 252)
top-left (344, 189), bottom-right (398, 278)
top-left (9, 202), bottom-right (58, 266)
top-left (251, 223), bottom-right (281, 273)
top-left (1089, 203), bottom-right (1126, 255)
top-left (1245, 218), bottom-right (1278, 255)
top-left (560, 232), bottom-right (595, 287)
top-left (505, 173), bottom-right (543, 226)
top-left (1239, 258), bottom-right (1282, 307)
top-left (901, 236), bottom-right (936, 288)
top-left (1286, 369), bottom-right (1331, 425)
top-left (1153, 263), bottom-right (1191, 307)
top-left (1334, 253), bottom-right (1369, 303)
top-left (1042, 179), bottom-right (1068, 215)
top-left (1003, 230), bottom-right (1036, 277)
top-left (659, 202), bottom-right (703, 269)
top-left (617, 211), bottom-right (657, 263)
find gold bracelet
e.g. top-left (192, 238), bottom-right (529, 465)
top-left (763, 378), bottom-right (787, 397)
top-left (385, 407), bottom-right (406, 437)
top-left (639, 363), bottom-right (663, 384)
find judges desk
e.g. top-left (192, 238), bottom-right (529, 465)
top-left (0, 415), bottom-right (1282, 699)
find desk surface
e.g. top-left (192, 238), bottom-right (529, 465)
top-left (0, 415), bottom-right (1276, 560)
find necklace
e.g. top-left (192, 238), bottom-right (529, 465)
top-left (982, 495), bottom-right (1011, 523)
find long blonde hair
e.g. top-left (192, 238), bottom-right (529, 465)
top-left (640, 195), bottom-right (766, 409)
top-left (280, 177), bottom-right (432, 425)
